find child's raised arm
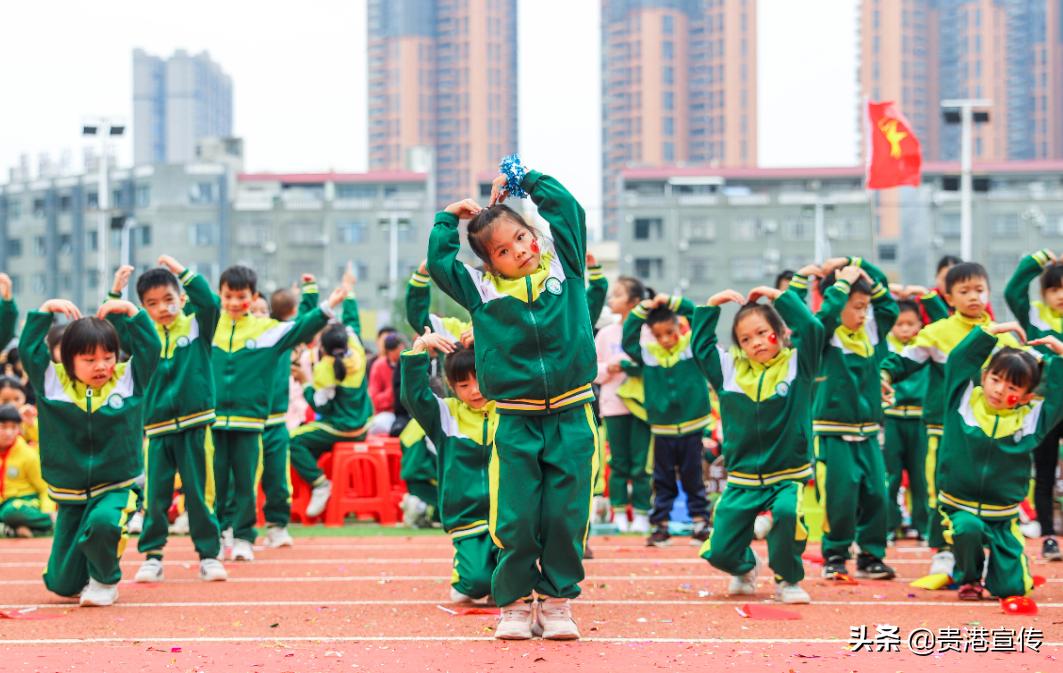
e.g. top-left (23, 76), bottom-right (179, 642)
top-left (585, 253), bottom-right (608, 326)
top-left (0, 272), bottom-right (18, 348)
top-left (427, 199), bottom-right (485, 312)
top-left (19, 300), bottom-right (81, 387)
top-left (1005, 249), bottom-right (1056, 340)
top-left (690, 289), bottom-right (744, 389)
top-left (399, 331), bottom-right (455, 445)
top-left (98, 300), bottom-right (162, 390)
top-left (159, 255), bottom-right (221, 337)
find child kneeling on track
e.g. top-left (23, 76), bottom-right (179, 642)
top-left (622, 293), bottom-right (712, 546)
top-left (290, 320), bottom-right (374, 517)
top-left (401, 330), bottom-right (499, 603)
top-left (691, 285), bottom-right (825, 604)
top-left (0, 403), bottom-right (53, 537)
top-left (427, 156), bottom-right (599, 641)
top-left (937, 323), bottom-right (1063, 600)
top-left (20, 298), bottom-right (161, 606)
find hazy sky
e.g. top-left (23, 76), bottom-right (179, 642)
top-left (0, 0), bottom-right (859, 230)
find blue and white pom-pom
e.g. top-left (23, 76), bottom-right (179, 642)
top-left (499, 153), bottom-right (528, 199)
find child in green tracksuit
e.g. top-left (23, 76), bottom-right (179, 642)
top-left (211, 265), bottom-right (345, 562)
top-left (622, 293), bottom-right (711, 546)
top-left (882, 299), bottom-right (931, 541)
top-left (401, 336), bottom-right (500, 602)
top-left (691, 285), bottom-right (824, 604)
top-left (881, 262), bottom-right (1025, 578)
top-left (21, 297), bottom-right (161, 606)
top-left (0, 404), bottom-right (53, 537)
top-left (1004, 249), bottom-right (1063, 561)
top-left (0, 272), bottom-right (16, 348)
top-left (937, 326), bottom-right (1063, 600)
top-left (427, 156), bottom-right (599, 641)
top-left (110, 257), bottom-right (227, 584)
top-left (790, 257), bottom-right (899, 580)
top-left (290, 320), bottom-right (374, 518)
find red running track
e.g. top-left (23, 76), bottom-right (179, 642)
top-left (0, 534), bottom-right (1060, 672)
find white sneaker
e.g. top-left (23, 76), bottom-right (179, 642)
top-left (306, 479), bottom-right (332, 518)
top-left (401, 493), bottom-right (428, 528)
top-left (199, 558), bottom-right (228, 581)
top-left (494, 600), bottom-right (535, 640)
top-left (929, 550), bottom-right (955, 577)
top-left (592, 496), bottom-right (611, 525)
top-left (231, 538), bottom-right (255, 562)
top-left (221, 527), bottom-right (234, 560)
top-left (536, 598), bottom-right (580, 640)
top-left (127, 511), bottom-right (144, 535)
top-left (264, 525), bottom-right (294, 549)
top-left (753, 513), bottom-right (773, 540)
top-left (134, 557), bottom-right (164, 583)
top-left (79, 578), bottom-right (119, 607)
top-left (1020, 520), bottom-right (1042, 539)
top-left (774, 581), bottom-right (811, 604)
top-left (614, 510), bottom-right (630, 533)
top-left (727, 555), bottom-right (761, 596)
top-left (169, 511), bottom-right (190, 535)
top-left (630, 512), bottom-right (651, 534)
top-left (449, 587), bottom-right (475, 603)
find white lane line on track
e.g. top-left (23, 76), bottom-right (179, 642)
top-left (2, 598), bottom-right (1059, 609)
top-left (0, 574), bottom-right (1061, 585)
top-left (1, 635), bottom-right (1060, 647)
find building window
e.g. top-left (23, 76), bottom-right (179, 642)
top-left (189, 181), bottom-right (216, 205)
top-left (662, 41), bottom-right (673, 59)
top-left (731, 256), bottom-right (764, 281)
top-left (878, 243), bottom-right (897, 262)
top-left (663, 117), bottom-right (674, 136)
top-left (7, 200), bottom-right (21, 219)
top-left (683, 219), bottom-right (716, 240)
top-left (58, 233), bottom-right (72, 255)
top-left (32, 198), bottom-right (45, 218)
top-left (139, 224), bottom-right (152, 246)
top-left (59, 195), bottom-right (72, 213)
top-left (687, 259), bottom-right (712, 283)
top-left (663, 66), bottom-right (674, 85)
top-left (337, 220), bottom-right (368, 244)
top-left (33, 236), bottom-right (46, 256)
top-left (990, 214), bottom-right (1020, 238)
top-left (634, 257), bottom-right (664, 279)
top-left (335, 184), bottom-right (377, 199)
top-left (136, 184), bottom-right (151, 208)
top-left (662, 15), bottom-right (674, 35)
top-left (87, 230), bottom-right (98, 252)
top-left (663, 142), bottom-right (675, 161)
top-left (6, 238), bottom-right (22, 258)
top-left (190, 222), bottom-right (216, 246)
top-left (663, 92), bottom-right (674, 111)
top-left (633, 217), bottom-right (663, 240)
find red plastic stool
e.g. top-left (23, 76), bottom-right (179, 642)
top-left (324, 442), bottom-right (397, 525)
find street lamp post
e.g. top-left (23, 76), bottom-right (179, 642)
top-left (941, 99), bottom-right (991, 261)
top-left (82, 118), bottom-right (126, 303)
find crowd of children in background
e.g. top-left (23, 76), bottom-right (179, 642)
top-left (1, 155), bottom-right (1062, 640)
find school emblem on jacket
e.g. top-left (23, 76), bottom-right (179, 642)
top-left (245, 338), bottom-right (257, 350)
top-left (107, 394), bottom-right (125, 410)
top-left (775, 381), bottom-right (790, 398)
top-left (6, 466), bottom-right (16, 478)
top-left (176, 336), bottom-right (190, 348)
top-left (544, 277), bottom-right (563, 296)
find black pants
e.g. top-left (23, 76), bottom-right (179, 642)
top-left (649, 433), bottom-right (709, 525)
top-left (1034, 420), bottom-right (1062, 536)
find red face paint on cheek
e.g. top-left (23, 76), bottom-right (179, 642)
top-left (530, 240), bottom-right (540, 255)
top-left (767, 333), bottom-right (778, 344)
top-left (1007, 394), bottom-right (1020, 406)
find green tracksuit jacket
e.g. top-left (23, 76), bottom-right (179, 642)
top-left (426, 170), bottom-right (596, 416)
top-left (302, 328), bottom-right (373, 435)
top-left (1005, 248), bottom-right (1062, 357)
top-left (400, 350), bottom-right (498, 537)
top-left (212, 302), bottom-right (331, 432)
top-left (790, 256), bottom-right (898, 436)
top-left (937, 327), bottom-right (1063, 517)
top-left (621, 295), bottom-right (711, 436)
top-left (690, 290), bottom-right (825, 487)
top-left (880, 311), bottom-right (1025, 435)
top-left (142, 270), bottom-right (219, 437)
top-left (20, 310), bottom-right (161, 502)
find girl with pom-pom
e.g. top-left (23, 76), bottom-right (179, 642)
top-left (427, 155), bottom-right (598, 641)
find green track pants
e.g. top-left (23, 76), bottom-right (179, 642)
top-left (488, 404), bottom-right (599, 607)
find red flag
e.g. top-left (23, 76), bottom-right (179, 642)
top-left (866, 100), bottom-right (922, 189)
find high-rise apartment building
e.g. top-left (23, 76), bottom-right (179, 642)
top-left (367, 0), bottom-right (518, 207)
top-left (601, 0), bottom-right (757, 239)
top-left (133, 49), bottom-right (234, 165)
top-left (860, 0), bottom-right (1063, 162)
